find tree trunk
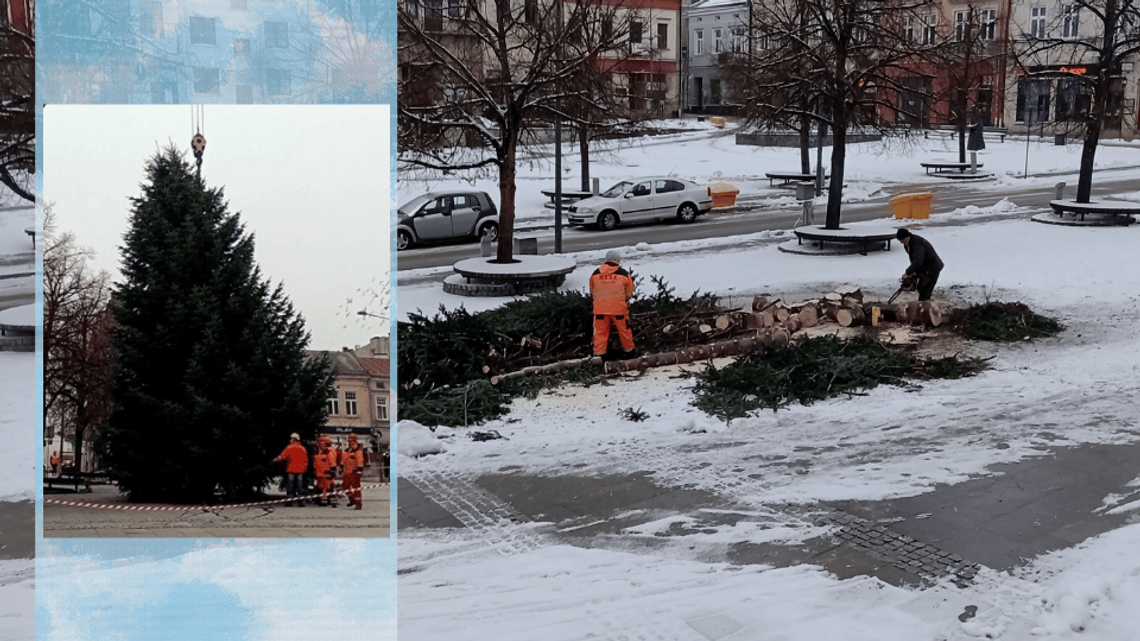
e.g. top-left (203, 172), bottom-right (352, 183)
top-left (496, 138), bottom-right (518, 263)
top-left (825, 120), bottom-right (846, 229)
top-left (800, 113), bottom-right (812, 174)
top-left (579, 123), bottom-right (591, 193)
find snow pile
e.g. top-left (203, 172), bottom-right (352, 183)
top-left (397, 420), bottom-right (448, 457)
top-left (0, 559), bottom-right (34, 641)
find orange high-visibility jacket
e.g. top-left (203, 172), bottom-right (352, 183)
top-left (341, 446), bottom-right (365, 475)
top-left (590, 262), bottom-right (634, 315)
top-left (313, 450), bottom-right (336, 478)
top-left (277, 442), bottom-right (309, 474)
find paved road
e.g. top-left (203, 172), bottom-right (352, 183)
top-left (397, 169), bottom-right (1140, 271)
top-left (44, 483), bottom-right (392, 538)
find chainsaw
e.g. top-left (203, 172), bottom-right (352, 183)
top-left (887, 273), bottom-right (918, 304)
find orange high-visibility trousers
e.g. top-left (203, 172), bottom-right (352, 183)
top-left (593, 314), bottom-right (634, 355)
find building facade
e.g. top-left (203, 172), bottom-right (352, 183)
top-left (1002, 0), bottom-right (1138, 138)
top-left (38, 0), bottom-right (391, 104)
top-left (309, 335), bottom-right (391, 456)
top-left (685, 0), bottom-right (747, 113)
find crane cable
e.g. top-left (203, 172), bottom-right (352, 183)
top-left (190, 105), bottom-right (206, 174)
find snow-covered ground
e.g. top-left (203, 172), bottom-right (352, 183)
top-left (0, 195), bottom-right (34, 641)
top-left (397, 127), bottom-right (1140, 640)
top-left (397, 119), bottom-right (1140, 228)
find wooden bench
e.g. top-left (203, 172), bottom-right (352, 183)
top-left (924, 126), bottom-right (1008, 142)
top-left (43, 473), bottom-right (111, 493)
top-left (766, 172), bottom-right (829, 188)
top-left (1049, 199), bottom-right (1139, 225)
top-left (920, 162), bottom-right (985, 175)
top-left (793, 227), bottom-right (896, 256)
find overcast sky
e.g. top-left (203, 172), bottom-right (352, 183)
top-left (43, 104), bottom-right (391, 351)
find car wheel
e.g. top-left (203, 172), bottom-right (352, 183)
top-left (396, 230), bottom-right (412, 251)
top-left (677, 203), bottom-right (698, 224)
top-left (597, 211), bottom-right (619, 231)
top-left (479, 221), bottom-right (499, 242)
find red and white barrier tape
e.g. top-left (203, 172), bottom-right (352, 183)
top-left (44, 482), bottom-right (390, 512)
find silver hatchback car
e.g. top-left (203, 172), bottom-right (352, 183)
top-left (566, 177), bottom-right (713, 230)
top-left (397, 191), bottom-right (499, 250)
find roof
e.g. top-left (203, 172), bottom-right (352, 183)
top-left (357, 357), bottom-right (390, 378)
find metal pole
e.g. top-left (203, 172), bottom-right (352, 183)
top-left (555, 120), bottom-right (563, 253)
top-left (1024, 112), bottom-right (1031, 179)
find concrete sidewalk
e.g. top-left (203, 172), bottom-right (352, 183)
top-left (45, 483), bottom-right (392, 538)
top-left (399, 440), bottom-right (1140, 587)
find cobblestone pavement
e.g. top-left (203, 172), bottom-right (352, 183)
top-left (401, 440), bottom-right (1140, 589)
top-left (44, 484), bottom-right (392, 538)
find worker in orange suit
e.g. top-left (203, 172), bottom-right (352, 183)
top-left (341, 434), bottom-right (366, 510)
top-left (312, 437), bottom-right (338, 507)
top-left (273, 433), bottom-right (309, 507)
top-left (590, 249), bottom-right (636, 359)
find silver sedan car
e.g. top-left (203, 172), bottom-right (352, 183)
top-left (566, 177), bottom-right (713, 230)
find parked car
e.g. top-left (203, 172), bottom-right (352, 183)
top-left (397, 191), bottom-right (499, 250)
top-left (566, 177), bottom-right (713, 230)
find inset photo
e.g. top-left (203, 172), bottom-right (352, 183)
top-left (43, 105), bottom-right (392, 538)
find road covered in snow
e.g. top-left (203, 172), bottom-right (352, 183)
top-left (397, 128), bottom-right (1140, 640)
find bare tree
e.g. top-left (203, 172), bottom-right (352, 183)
top-left (43, 206), bottom-right (116, 473)
top-left (929, 3), bottom-right (1009, 162)
top-left (0, 2), bottom-right (33, 202)
top-left (398, 0), bottom-right (640, 261)
top-left (723, 0), bottom-right (935, 229)
top-left (1012, 0), bottom-right (1140, 202)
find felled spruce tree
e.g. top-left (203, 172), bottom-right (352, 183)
top-left (99, 147), bottom-right (331, 503)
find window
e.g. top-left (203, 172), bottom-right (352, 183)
top-left (267, 69), bottom-right (290, 96)
top-left (1031, 7), bottom-right (1047, 38)
top-left (922, 14), bottom-right (937, 45)
top-left (234, 38), bottom-right (250, 56)
top-left (902, 15), bottom-right (915, 42)
top-left (656, 180), bottom-right (684, 193)
top-left (141, 2), bottom-right (162, 38)
top-left (713, 28), bottom-right (723, 53)
top-left (524, 0), bottom-right (537, 24)
top-left (979, 9), bottom-right (996, 40)
top-left (375, 396), bottom-right (389, 421)
top-left (344, 391), bottom-right (358, 416)
top-left (1062, 5), bottom-right (1079, 38)
top-left (730, 26), bottom-right (745, 51)
top-left (1056, 77), bottom-right (1086, 121)
top-left (1016, 78), bottom-right (1050, 123)
top-left (448, 0), bottom-right (462, 18)
top-left (657, 22), bottom-right (668, 49)
top-left (266, 22), bottom-right (288, 48)
top-left (711, 79), bottom-right (722, 103)
top-left (190, 16), bottom-right (215, 45)
top-left (630, 21), bottom-right (643, 44)
top-left (328, 392), bottom-right (340, 416)
top-left (954, 10), bottom-right (967, 41)
top-left (193, 67), bottom-right (219, 93)
top-left (602, 19), bottom-right (613, 42)
top-left (694, 29), bottom-right (703, 55)
top-left (632, 182), bottom-right (652, 196)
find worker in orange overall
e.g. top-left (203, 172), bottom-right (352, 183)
top-left (273, 433), bottom-right (309, 507)
top-left (590, 249), bottom-right (636, 360)
top-left (312, 437), bottom-right (338, 506)
top-left (341, 434), bottom-right (366, 510)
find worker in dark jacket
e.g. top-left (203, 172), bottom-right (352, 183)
top-left (590, 249), bottom-right (636, 359)
top-left (896, 228), bottom-right (944, 301)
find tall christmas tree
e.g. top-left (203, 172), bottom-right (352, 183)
top-left (98, 147), bottom-right (331, 503)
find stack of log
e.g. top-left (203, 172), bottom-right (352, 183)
top-left (745, 285), bottom-right (942, 334)
top-left (489, 285), bottom-right (945, 383)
